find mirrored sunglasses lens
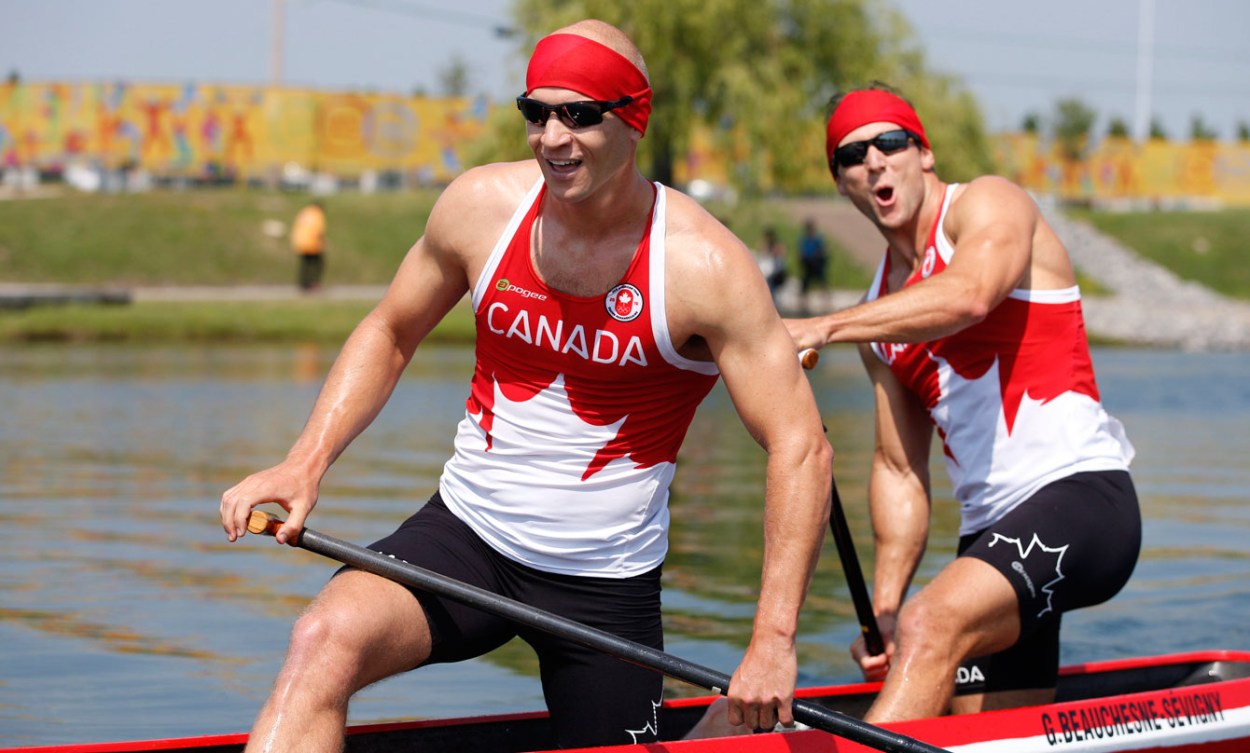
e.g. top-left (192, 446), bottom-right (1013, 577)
top-left (518, 100), bottom-right (547, 125)
top-left (835, 143), bottom-right (869, 167)
top-left (875, 132), bottom-right (911, 153)
top-left (562, 103), bottom-right (603, 127)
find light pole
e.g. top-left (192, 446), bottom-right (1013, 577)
top-left (1134, 0), bottom-right (1154, 142)
top-left (271, 0), bottom-right (286, 87)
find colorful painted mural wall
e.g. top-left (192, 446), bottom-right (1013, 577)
top-left (0, 80), bottom-right (490, 184)
top-left (4, 79), bottom-right (1250, 206)
top-left (995, 133), bottom-right (1250, 207)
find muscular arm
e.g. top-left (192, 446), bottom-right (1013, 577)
top-left (860, 344), bottom-right (933, 621)
top-left (221, 164), bottom-right (529, 544)
top-left (789, 178), bottom-right (1044, 349)
top-left (848, 344), bottom-right (933, 678)
top-left (668, 196), bottom-right (833, 728)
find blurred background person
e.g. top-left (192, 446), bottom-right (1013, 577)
top-left (292, 200), bottom-right (327, 292)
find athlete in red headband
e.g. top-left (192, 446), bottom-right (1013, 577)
top-left (221, 18), bottom-right (832, 750)
top-left (784, 84), bottom-right (1140, 723)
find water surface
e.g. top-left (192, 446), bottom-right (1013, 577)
top-left (1, 344), bottom-right (1247, 746)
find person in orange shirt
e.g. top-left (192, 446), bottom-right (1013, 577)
top-left (291, 200), bottom-right (326, 291)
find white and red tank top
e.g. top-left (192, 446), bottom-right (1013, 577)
top-left (867, 185), bottom-right (1134, 535)
top-left (439, 180), bottom-right (720, 576)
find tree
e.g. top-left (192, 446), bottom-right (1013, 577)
top-left (437, 54), bottom-right (472, 98)
top-left (1052, 97), bottom-right (1097, 160)
top-left (1189, 114), bottom-right (1218, 142)
top-left (1238, 122), bottom-right (1250, 142)
top-left (1149, 117), bottom-right (1169, 141)
top-left (474, 0), bottom-right (995, 193)
top-left (1106, 116), bottom-right (1131, 139)
top-left (1020, 112), bottom-right (1041, 134)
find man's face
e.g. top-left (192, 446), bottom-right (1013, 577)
top-left (833, 120), bottom-right (934, 231)
top-left (524, 87), bottom-right (640, 205)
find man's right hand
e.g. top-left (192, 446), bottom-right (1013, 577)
top-left (851, 613), bottom-right (896, 683)
top-left (783, 316), bottom-right (828, 354)
top-left (219, 462), bottom-right (319, 545)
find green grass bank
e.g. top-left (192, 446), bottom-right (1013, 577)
top-left (2, 188), bottom-right (1247, 343)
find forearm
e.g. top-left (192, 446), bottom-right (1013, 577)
top-left (752, 439), bottom-right (833, 641)
top-left (811, 275), bottom-right (989, 346)
top-left (867, 466), bottom-right (929, 617)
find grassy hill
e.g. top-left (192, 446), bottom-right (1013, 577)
top-left (0, 187), bottom-right (819, 343)
top-left (2, 187), bottom-right (1247, 343)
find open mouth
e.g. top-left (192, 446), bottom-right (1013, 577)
top-left (875, 186), bottom-right (895, 204)
top-left (547, 158), bottom-right (582, 173)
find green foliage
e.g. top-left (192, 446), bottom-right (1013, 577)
top-left (1106, 116), bottom-right (1131, 139)
top-left (1189, 114), bottom-right (1218, 142)
top-left (437, 54), bottom-right (472, 97)
top-left (1020, 112), bottom-right (1041, 134)
top-left (1238, 122), bottom-right (1250, 142)
top-left (474, 0), bottom-right (996, 194)
top-left (1052, 97), bottom-right (1097, 160)
top-left (1149, 117), bottom-right (1169, 141)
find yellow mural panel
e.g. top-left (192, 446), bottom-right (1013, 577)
top-left (0, 80), bottom-right (489, 183)
top-left (2, 79), bottom-right (1249, 205)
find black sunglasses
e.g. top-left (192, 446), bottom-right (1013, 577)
top-left (516, 95), bottom-right (633, 129)
top-left (830, 129), bottom-right (921, 171)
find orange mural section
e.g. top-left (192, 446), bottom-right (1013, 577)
top-left (0, 80), bottom-right (490, 183)
top-left (993, 133), bottom-right (1250, 207)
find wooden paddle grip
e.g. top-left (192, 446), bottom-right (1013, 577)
top-left (799, 348), bottom-right (820, 370)
top-left (247, 510), bottom-right (283, 536)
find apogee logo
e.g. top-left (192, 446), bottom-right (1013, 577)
top-left (495, 278), bottom-right (548, 301)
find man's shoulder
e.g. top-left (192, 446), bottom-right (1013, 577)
top-left (425, 161), bottom-right (540, 253)
top-left (444, 160), bottom-right (541, 204)
top-left (658, 186), bottom-right (741, 255)
top-left (954, 175), bottom-right (1034, 207)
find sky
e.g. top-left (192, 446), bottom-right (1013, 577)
top-left (5, 0), bottom-right (1249, 141)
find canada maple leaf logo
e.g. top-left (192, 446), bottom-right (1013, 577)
top-left (987, 532), bottom-right (1068, 619)
top-left (605, 283), bottom-right (643, 322)
top-left (625, 697), bottom-right (664, 743)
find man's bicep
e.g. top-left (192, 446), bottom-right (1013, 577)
top-left (372, 235), bottom-right (471, 354)
top-left (860, 345), bottom-right (931, 481)
top-left (711, 290), bottom-right (820, 445)
top-left (945, 179), bottom-right (1038, 303)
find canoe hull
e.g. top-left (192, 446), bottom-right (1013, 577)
top-left (6, 651), bottom-right (1250, 753)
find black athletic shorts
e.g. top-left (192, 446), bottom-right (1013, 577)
top-left (362, 492), bottom-right (666, 748)
top-left (953, 470), bottom-right (1140, 695)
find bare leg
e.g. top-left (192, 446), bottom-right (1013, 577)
top-left (244, 570), bottom-right (432, 753)
top-left (864, 558), bottom-right (1022, 723)
top-left (682, 696), bottom-right (753, 739)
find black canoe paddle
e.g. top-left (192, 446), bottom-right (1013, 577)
top-left (798, 346), bottom-right (886, 656)
top-left (829, 475), bottom-right (886, 656)
top-left (246, 510), bottom-right (946, 753)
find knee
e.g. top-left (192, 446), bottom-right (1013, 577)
top-left (286, 602), bottom-right (361, 664)
top-left (894, 598), bottom-right (965, 659)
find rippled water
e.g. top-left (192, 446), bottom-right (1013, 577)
top-left (1, 343), bottom-right (1247, 746)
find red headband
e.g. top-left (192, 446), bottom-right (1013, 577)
top-left (526, 33), bottom-right (653, 136)
top-left (825, 89), bottom-right (930, 166)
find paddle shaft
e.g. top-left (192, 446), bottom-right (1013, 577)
top-left (798, 349), bottom-right (883, 654)
top-left (829, 476), bottom-right (886, 656)
top-left (247, 512), bottom-right (947, 753)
